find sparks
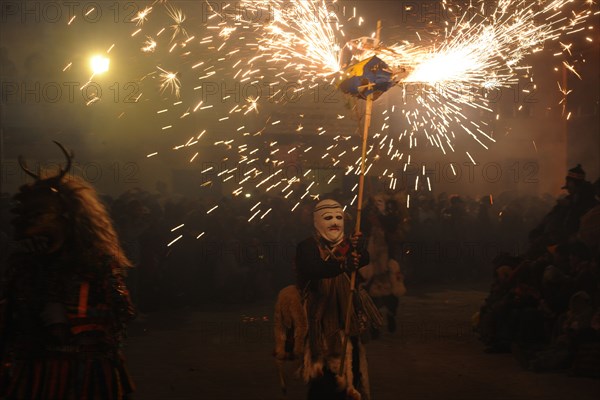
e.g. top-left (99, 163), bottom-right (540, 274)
top-left (142, 37), bottom-right (157, 53)
top-left (92, 0), bottom-right (597, 232)
top-left (165, 3), bottom-right (187, 42)
top-left (132, 6), bottom-right (153, 26)
top-left (157, 67), bottom-right (181, 98)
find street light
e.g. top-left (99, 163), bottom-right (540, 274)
top-left (90, 55), bottom-right (110, 75)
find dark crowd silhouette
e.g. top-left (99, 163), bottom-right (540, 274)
top-left (475, 164), bottom-right (600, 378)
top-left (1, 164), bottom-right (599, 379)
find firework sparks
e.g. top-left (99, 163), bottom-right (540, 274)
top-left (132, 6), bottom-right (153, 26)
top-left (165, 3), bottom-right (187, 42)
top-left (142, 37), bottom-right (157, 53)
top-left (80, 0), bottom-right (597, 225)
top-left (354, 0), bottom-right (598, 171)
top-left (240, 0), bottom-right (344, 80)
top-left (157, 67), bottom-right (181, 98)
top-left (245, 96), bottom-right (260, 114)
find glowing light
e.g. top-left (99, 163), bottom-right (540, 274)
top-left (90, 55), bottom-right (109, 74)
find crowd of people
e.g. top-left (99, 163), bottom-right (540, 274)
top-left (1, 161), bottom-right (598, 384)
top-left (1, 188), bottom-right (553, 303)
top-left (475, 165), bottom-right (600, 377)
top-left (0, 176), bottom-right (574, 311)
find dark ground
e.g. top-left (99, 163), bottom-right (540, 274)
top-left (124, 281), bottom-right (600, 400)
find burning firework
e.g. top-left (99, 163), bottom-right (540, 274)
top-left (64, 0), bottom-right (597, 239)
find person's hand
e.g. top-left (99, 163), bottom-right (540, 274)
top-left (350, 250), bottom-right (361, 271)
top-left (350, 231), bottom-right (363, 249)
top-left (350, 232), bottom-right (363, 271)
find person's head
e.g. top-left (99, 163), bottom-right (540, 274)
top-left (563, 164), bottom-right (586, 195)
top-left (479, 195), bottom-right (493, 208)
top-left (372, 193), bottom-right (386, 214)
top-left (12, 142), bottom-right (131, 268)
top-left (542, 265), bottom-right (565, 288)
top-left (569, 291), bottom-right (591, 315)
top-left (313, 199), bottom-right (344, 245)
top-left (495, 265), bottom-right (513, 283)
top-left (449, 194), bottom-right (465, 208)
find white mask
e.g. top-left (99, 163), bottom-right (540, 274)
top-left (313, 200), bottom-right (344, 245)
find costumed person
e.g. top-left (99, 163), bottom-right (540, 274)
top-left (0, 142), bottom-right (136, 400)
top-left (296, 199), bottom-right (381, 400)
top-left (359, 193), bottom-right (407, 335)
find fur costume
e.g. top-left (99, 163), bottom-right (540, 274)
top-left (274, 285), bottom-right (308, 361)
top-left (273, 284), bottom-right (307, 396)
top-left (359, 223), bottom-right (406, 299)
top-left (0, 143), bottom-right (136, 400)
top-left (359, 193), bottom-right (407, 333)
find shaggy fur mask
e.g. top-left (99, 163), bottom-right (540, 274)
top-left (12, 142), bottom-right (75, 254)
top-left (11, 184), bottom-right (69, 254)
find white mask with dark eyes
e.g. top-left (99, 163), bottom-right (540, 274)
top-left (313, 200), bottom-right (344, 245)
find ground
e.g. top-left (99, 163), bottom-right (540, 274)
top-left (124, 282), bottom-right (600, 400)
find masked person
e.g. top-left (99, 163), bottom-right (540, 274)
top-left (296, 199), bottom-right (379, 400)
top-left (0, 143), bottom-right (136, 400)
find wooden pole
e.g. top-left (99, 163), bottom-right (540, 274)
top-left (562, 63), bottom-right (568, 183)
top-left (338, 90), bottom-right (375, 377)
top-left (354, 94), bottom-right (374, 235)
top-left (338, 18), bottom-right (381, 380)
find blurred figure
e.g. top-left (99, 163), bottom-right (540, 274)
top-left (441, 195), bottom-right (473, 278)
top-left (536, 164), bottom-right (596, 246)
top-left (578, 178), bottom-right (600, 253)
top-left (0, 143), bottom-right (135, 400)
top-left (360, 193), bottom-right (407, 334)
top-left (561, 165), bottom-right (596, 237)
top-left (113, 194), bottom-right (152, 308)
top-left (441, 194), bottom-right (467, 229)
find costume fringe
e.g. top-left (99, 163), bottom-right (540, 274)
top-left (0, 356), bottom-right (134, 400)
